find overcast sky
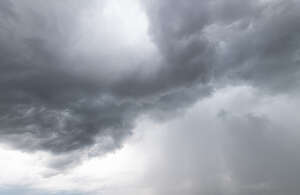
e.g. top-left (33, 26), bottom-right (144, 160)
top-left (0, 0), bottom-right (300, 194)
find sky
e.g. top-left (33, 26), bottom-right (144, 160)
top-left (0, 0), bottom-right (300, 194)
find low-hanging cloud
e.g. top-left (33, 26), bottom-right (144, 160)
top-left (0, 0), bottom-right (300, 159)
top-left (144, 0), bottom-right (300, 91)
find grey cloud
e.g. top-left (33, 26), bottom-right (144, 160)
top-left (0, 0), bottom-right (137, 154)
top-left (214, 0), bottom-right (300, 92)
top-left (221, 113), bottom-right (300, 195)
top-left (141, 87), bottom-right (300, 195)
top-left (0, 0), bottom-right (210, 157)
top-left (0, 0), bottom-right (300, 162)
top-left (144, 0), bottom-right (300, 92)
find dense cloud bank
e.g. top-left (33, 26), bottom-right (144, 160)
top-left (0, 0), bottom-right (299, 157)
top-left (144, 0), bottom-right (300, 91)
top-left (0, 86), bottom-right (300, 195)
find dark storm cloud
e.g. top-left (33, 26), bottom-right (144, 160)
top-left (0, 0), bottom-right (137, 154)
top-left (143, 0), bottom-right (300, 92)
top-left (0, 0), bottom-right (211, 155)
top-left (0, 0), bottom-right (300, 158)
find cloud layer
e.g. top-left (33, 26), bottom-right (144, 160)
top-left (0, 0), bottom-right (299, 168)
top-left (1, 86), bottom-right (300, 195)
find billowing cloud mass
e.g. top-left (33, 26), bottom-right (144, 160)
top-left (0, 0), bottom-right (300, 194)
top-left (1, 0), bottom-right (299, 154)
top-left (0, 0), bottom-right (212, 155)
top-left (1, 86), bottom-right (300, 195)
top-left (144, 0), bottom-right (300, 91)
